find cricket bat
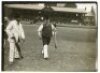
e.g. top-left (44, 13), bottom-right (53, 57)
top-left (54, 31), bottom-right (57, 49)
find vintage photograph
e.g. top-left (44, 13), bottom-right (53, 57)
top-left (2, 1), bottom-right (97, 72)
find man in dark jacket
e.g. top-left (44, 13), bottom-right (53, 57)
top-left (37, 16), bottom-right (56, 59)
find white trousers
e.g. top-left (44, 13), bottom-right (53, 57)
top-left (42, 45), bottom-right (48, 58)
top-left (9, 42), bottom-right (20, 62)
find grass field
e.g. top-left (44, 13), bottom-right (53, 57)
top-left (3, 25), bottom-right (97, 72)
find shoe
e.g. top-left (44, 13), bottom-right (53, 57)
top-left (15, 58), bottom-right (20, 60)
top-left (15, 56), bottom-right (24, 60)
top-left (44, 58), bottom-right (48, 60)
top-left (20, 56), bottom-right (24, 59)
top-left (9, 62), bottom-right (14, 65)
top-left (44, 57), bottom-right (49, 60)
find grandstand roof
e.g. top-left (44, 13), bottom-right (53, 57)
top-left (5, 4), bottom-right (87, 14)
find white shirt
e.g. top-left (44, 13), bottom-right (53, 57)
top-left (6, 20), bottom-right (25, 42)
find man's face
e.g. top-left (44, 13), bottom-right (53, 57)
top-left (4, 17), bottom-right (9, 22)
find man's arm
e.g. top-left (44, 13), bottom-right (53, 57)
top-left (5, 21), bottom-right (14, 38)
top-left (37, 24), bottom-right (43, 39)
top-left (51, 24), bottom-right (56, 36)
top-left (20, 24), bottom-right (25, 40)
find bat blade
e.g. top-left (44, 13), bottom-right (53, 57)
top-left (55, 43), bottom-right (57, 49)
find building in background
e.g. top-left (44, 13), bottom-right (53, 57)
top-left (84, 6), bottom-right (96, 26)
top-left (4, 3), bottom-right (96, 26)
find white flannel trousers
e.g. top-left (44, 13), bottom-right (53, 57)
top-left (42, 44), bottom-right (48, 58)
top-left (9, 42), bottom-right (20, 62)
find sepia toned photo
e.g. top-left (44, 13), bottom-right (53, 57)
top-left (2, 1), bottom-right (98, 72)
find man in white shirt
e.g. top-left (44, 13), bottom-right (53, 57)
top-left (5, 14), bottom-right (25, 64)
top-left (37, 16), bottom-right (56, 59)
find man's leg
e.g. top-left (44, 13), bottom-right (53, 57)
top-left (44, 37), bottom-right (51, 59)
top-left (9, 42), bottom-right (15, 63)
top-left (41, 41), bottom-right (44, 54)
top-left (42, 36), bottom-right (51, 59)
top-left (14, 44), bottom-right (20, 58)
top-left (43, 44), bottom-right (48, 59)
top-left (15, 42), bottom-right (23, 58)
